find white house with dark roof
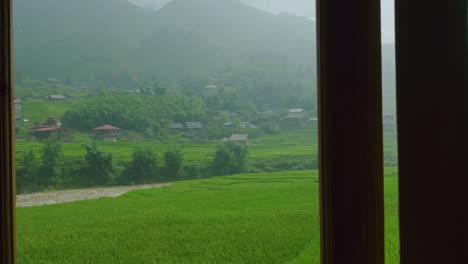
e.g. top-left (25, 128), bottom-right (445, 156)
top-left (286, 108), bottom-right (305, 119)
top-left (230, 134), bottom-right (248, 143)
top-left (47, 95), bottom-right (65, 101)
top-left (186, 122), bottom-right (203, 129)
top-left (239, 122), bottom-right (257, 128)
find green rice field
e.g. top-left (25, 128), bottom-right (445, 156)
top-left (16, 129), bottom-right (320, 166)
top-left (17, 169), bottom-right (399, 264)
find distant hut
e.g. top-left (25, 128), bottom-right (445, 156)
top-left (230, 134), bottom-right (249, 144)
top-left (33, 126), bottom-right (72, 141)
top-left (47, 95), bottom-right (65, 101)
top-left (286, 108), bottom-right (305, 119)
top-left (186, 122), bottom-right (203, 130)
top-left (284, 108), bottom-right (305, 128)
top-left (14, 97), bottom-right (21, 118)
top-left (93, 125), bottom-right (121, 142)
top-left (221, 121), bottom-right (236, 127)
top-left (44, 118), bottom-right (61, 127)
top-left (383, 113), bottom-right (396, 127)
top-left (239, 122), bottom-right (257, 129)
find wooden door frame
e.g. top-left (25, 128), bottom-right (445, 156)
top-left (0, 0), bottom-right (16, 263)
top-left (395, 1), bottom-right (468, 263)
top-left (316, 0), bottom-right (385, 263)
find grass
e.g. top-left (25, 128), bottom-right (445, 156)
top-left (16, 129), bottom-right (319, 166)
top-left (16, 170), bottom-right (400, 264)
top-left (21, 100), bottom-right (79, 123)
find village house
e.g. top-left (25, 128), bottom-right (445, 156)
top-left (186, 122), bottom-right (203, 130)
top-left (31, 118), bottom-right (70, 141)
top-left (47, 95), bottom-right (65, 101)
top-left (286, 108), bottom-right (305, 119)
top-left (229, 134), bottom-right (249, 144)
top-left (239, 122), bottom-right (257, 129)
top-left (93, 125), bottom-right (121, 142)
top-left (33, 126), bottom-right (72, 141)
top-left (383, 113), bottom-right (396, 127)
top-left (14, 97), bottom-right (21, 119)
top-left (284, 108), bottom-right (305, 128)
top-left (221, 121), bottom-right (236, 127)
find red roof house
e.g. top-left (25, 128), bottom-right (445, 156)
top-left (33, 126), bottom-right (71, 141)
top-left (93, 125), bottom-right (121, 130)
top-left (93, 125), bottom-right (121, 142)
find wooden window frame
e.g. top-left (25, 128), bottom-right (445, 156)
top-left (395, 1), bottom-right (468, 263)
top-left (316, 0), bottom-right (385, 263)
top-left (0, 0), bottom-right (16, 263)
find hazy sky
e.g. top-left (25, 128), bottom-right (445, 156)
top-left (129, 0), bottom-right (395, 42)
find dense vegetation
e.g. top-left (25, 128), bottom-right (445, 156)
top-left (61, 95), bottom-right (206, 132)
top-left (17, 170), bottom-right (400, 264)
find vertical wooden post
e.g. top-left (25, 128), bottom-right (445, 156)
top-left (395, 1), bottom-right (468, 263)
top-left (0, 0), bottom-right (16, 263)
top-left (317, 0), bottom-right (385, 264)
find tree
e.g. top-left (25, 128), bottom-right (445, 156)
top-left (213, 141), bottom-right (248, 176)
top-left (153, 82), bottom-right (167, 95)
top-left (38, 138), bottom-right (62, 186)
top-left (123, 148), bottom-right (159, 184)
top-left (82, 143), bottom-right (114, 186)
top-left (163, 149), bottom-right (184, 179)
top-left (16, 150), bottom-right (40, 193)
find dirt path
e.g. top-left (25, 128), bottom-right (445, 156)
top-left (16, 183), bottom-right (174, 207)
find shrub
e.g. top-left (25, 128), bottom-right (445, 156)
top-left (82, 143), bottom-right (115, 186)
top-left (16, 150), bottom-right (41, 193)
top-left (122, 148), bottom-right (159, 184)
top-left (163, 149), bottom-right (184, 179)
top-left (213, 141), bottom-right (248, 176)
top-left (38, 138), bottom-right (62, 186)
top-left (180, 164), bottom-right (201, 179)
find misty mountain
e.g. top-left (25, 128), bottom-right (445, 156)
top-left (14, 0), bottom-right (394, 110)
top-left (14, 0), bottom-right (155, 85)
top-left (133, 0), bottom-right (316, 79)
top-left (129, 0), bottom-right (315, 18)
top-left (14, 0), bottom-right (315, 83)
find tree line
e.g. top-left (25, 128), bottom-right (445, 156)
top-left (16, 139), bottom-right (248, 194)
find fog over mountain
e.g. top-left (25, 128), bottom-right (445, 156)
top-left (14, 0), bottom-right (395, 111)
top-left (128, 0), bottom-right (395, 42)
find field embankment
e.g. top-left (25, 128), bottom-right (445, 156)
top-left (16, 182), bottom-right (173, 207)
